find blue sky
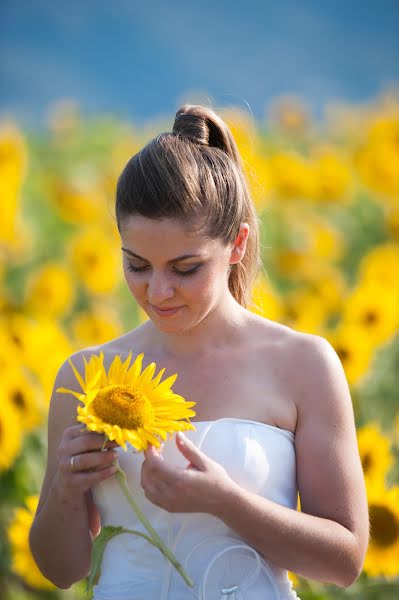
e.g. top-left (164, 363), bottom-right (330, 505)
top-left (1, 0), bottom-right (398, 127)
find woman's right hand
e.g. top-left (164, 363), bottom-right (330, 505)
top-left (56, 424), bottom-right (120, 493)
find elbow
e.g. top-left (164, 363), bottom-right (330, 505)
top-left (339, 564), bottom-right (362, 589)
top-left (29, 526), bottom-right (88, 590)
top-left (337, 536), bottom-right (367, 588)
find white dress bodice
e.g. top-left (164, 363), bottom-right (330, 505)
top-left (92, 418), bottom-right (300, 599)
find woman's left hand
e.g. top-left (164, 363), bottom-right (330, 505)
top-left (140, 432), bottom-right (237, 515)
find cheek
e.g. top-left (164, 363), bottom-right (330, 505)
top-left (189, 267), bottom-right (226, 302)
top-left (123, 269), bottom-right (144, 298)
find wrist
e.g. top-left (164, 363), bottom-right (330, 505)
top-left (51, 469), bottom-right (85, 504)
top-left (208, 477), bottom-right (243, 519)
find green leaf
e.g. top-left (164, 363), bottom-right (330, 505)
top-left (85, 524), bottom-right (158, 597)
top-left (85, 525), bottom-right (125, 595)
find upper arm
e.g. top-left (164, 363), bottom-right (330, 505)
top-left (35, 347), bottom-right (101, 536)
top-left (293, 334), bottom-right (369, 562)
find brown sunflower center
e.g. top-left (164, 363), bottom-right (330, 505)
top-left (363, 310), bottom-right (378, 325)
top-left (362, 452), bottom-right (372, 472)
top-left (337, 347), bottom-right (350, 362)
top-left (369, 504), bottom-right (399, 547)
top-left (91, 384), bottom-right (154, 430)
top-left (12, 389), bottom-right (26, 409)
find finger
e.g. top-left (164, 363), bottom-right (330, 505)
top-left (175, 432), bottom-right (207, 471)
top-left (144, 444), bottom-right (164, 461)
top-left (69, 432), bottom-right (119, 455)
top-left (70, 448), bottom-right (118, 473)
top-left (67, 425), bottom-right (118, 448)
top-left (66, 424), bottom-right (89, 438)
top-left (75, 462), bottom-right (119, 487)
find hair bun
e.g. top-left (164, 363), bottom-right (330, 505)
top-left (172, 105), bottom-right (210, 145)
top-left (172, 104), bottom-right (243, 168)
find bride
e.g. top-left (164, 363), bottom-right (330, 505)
top-left (29, 104), bottom-right (369, 599)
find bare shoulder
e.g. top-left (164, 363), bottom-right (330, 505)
top-left (284, 330), bottom-right (369, 562)
top-left (283, 330), bottom-right (353, 420)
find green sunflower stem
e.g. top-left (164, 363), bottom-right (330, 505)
top-left (114, 460), bottom-right (194, 588)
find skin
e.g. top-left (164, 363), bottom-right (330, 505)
top-left (30, 215), bottom-right (369, 589)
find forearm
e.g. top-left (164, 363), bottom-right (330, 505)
top-left (29, 470), bottom-right (92, 588)
top-left (213, 483), bottom-right (359, 588)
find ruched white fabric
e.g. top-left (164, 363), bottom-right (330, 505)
top-left (92, 417), bottom-right (301, 599)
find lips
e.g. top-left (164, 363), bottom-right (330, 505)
top-left (151, 305), bottom-right (182, 316)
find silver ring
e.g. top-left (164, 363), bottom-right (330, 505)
top-left (70, 455), bottom-right (78, 473)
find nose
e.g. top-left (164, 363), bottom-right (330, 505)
top-left (147, 271), bottom-right (175, 304)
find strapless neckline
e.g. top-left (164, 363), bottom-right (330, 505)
top-left (190, 417), bottom-right (295, 441)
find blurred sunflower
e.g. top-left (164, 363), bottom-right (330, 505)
top-left (2, 312), bottom-right (43, 367)
top-left (0, 327), bottom-right (21, 377)
top-left (7, 495), bottom-right (55, 590)
top-left (57, 351), bottom-right (196, 451)
top-left (386, 206), bottom-right (399, 239)
top-left (24, 261), bottom-right (75, 318)
top-left (0, 121), bottom-right (27, 244)
top-left (300, 216), bottom-right (344, 263)
top-left (0, 393), bottom-right (23, 472)
top-left (269, 152), bottom-right (316, 200)
top-left (326, 324), bottom-right (375, 387)
top-left (275, 248), bottom-right (309, 279)
top-left (68, 226), bottom-right (121, 294)
top-left (358, 242), bottom-right (399, 297)
top-left (71, 304), bottom-right (123, 346)
top-left (23, 317), bottom-right (74, 400)
top-left (355, 115), bottom-right (399, 198)
top-left (301, 262), bottom-right (347, 315)
top-left (341, 282), bottom-right (399, 346)
top-left (312, 149), bottom-right (352, 203)
top-left (269, 95), bottom-right (309, 134)
top-left (50, 180), bottom-right (108, 225)
top-left (249, 273), bottom-right (283, 322)
top-left (364, 485), bottom-right (399, 577)
top-left (3, 367), bottom-right (44, 432)
top-left (283, 288), bottom-right (329, 335)
top-left (357, 423), bottom-right (394, 491)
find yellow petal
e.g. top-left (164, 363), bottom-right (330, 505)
top-left (67, 358), bottom-right (86, 392)
top-left (56, 387), bottom-right (85, 402)
top-left (138, 362), bottom-right (156, 386)
top-left (108, 355), bottom-right (124, 385)
top-left (125, 353), bottom-right (144, 383)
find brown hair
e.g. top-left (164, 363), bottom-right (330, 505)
top-left (116, 104), bottom-right (260, 307)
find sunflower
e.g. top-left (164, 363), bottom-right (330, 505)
top-left (249, 273), bottom-right (283, 322)
top-left (3, 368), bottom-right (44, 432)
top-left (0, 392), bottom-right (23, 472)
top-left (24, 261), bottom-right (75, 318)
top-left (357, 422), bottom-right (394, 492)
top-left (7, 495), bottom-right (55, 590)
top-left (68, 226), bottom-right (121, 295)
top-left (57, 351), bottom-right (196, 451)
top-left (326, 324), bottom-right (375, 387)
top-left (71, 305), bottom-right (123, 347)
top-left (363, 485), bottom-right (399, 577)
top-left (341, 281), bottom-right (399, 346)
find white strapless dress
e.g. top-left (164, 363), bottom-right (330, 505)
top-left (92, 417), bottom-right (300, 599)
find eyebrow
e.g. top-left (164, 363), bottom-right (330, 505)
top-left (121, 248), bottom-right (203, 263)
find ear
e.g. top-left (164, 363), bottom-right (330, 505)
top-left (229, 223), bottom-right (250, 265)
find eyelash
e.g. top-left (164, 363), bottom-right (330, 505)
top-left (127, 264), bottom-right (200, 277)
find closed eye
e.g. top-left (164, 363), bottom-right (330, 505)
top-left (127, 264), bottom-right (201, 277)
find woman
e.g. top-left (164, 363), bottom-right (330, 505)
top-left (30, 105), bottom-right (369, 599)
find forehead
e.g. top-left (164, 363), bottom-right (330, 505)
top-left (120, 215), bottom-right (223, 258)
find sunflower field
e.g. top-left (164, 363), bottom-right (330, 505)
top-left (1, 92), bottom-right (399, 599)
